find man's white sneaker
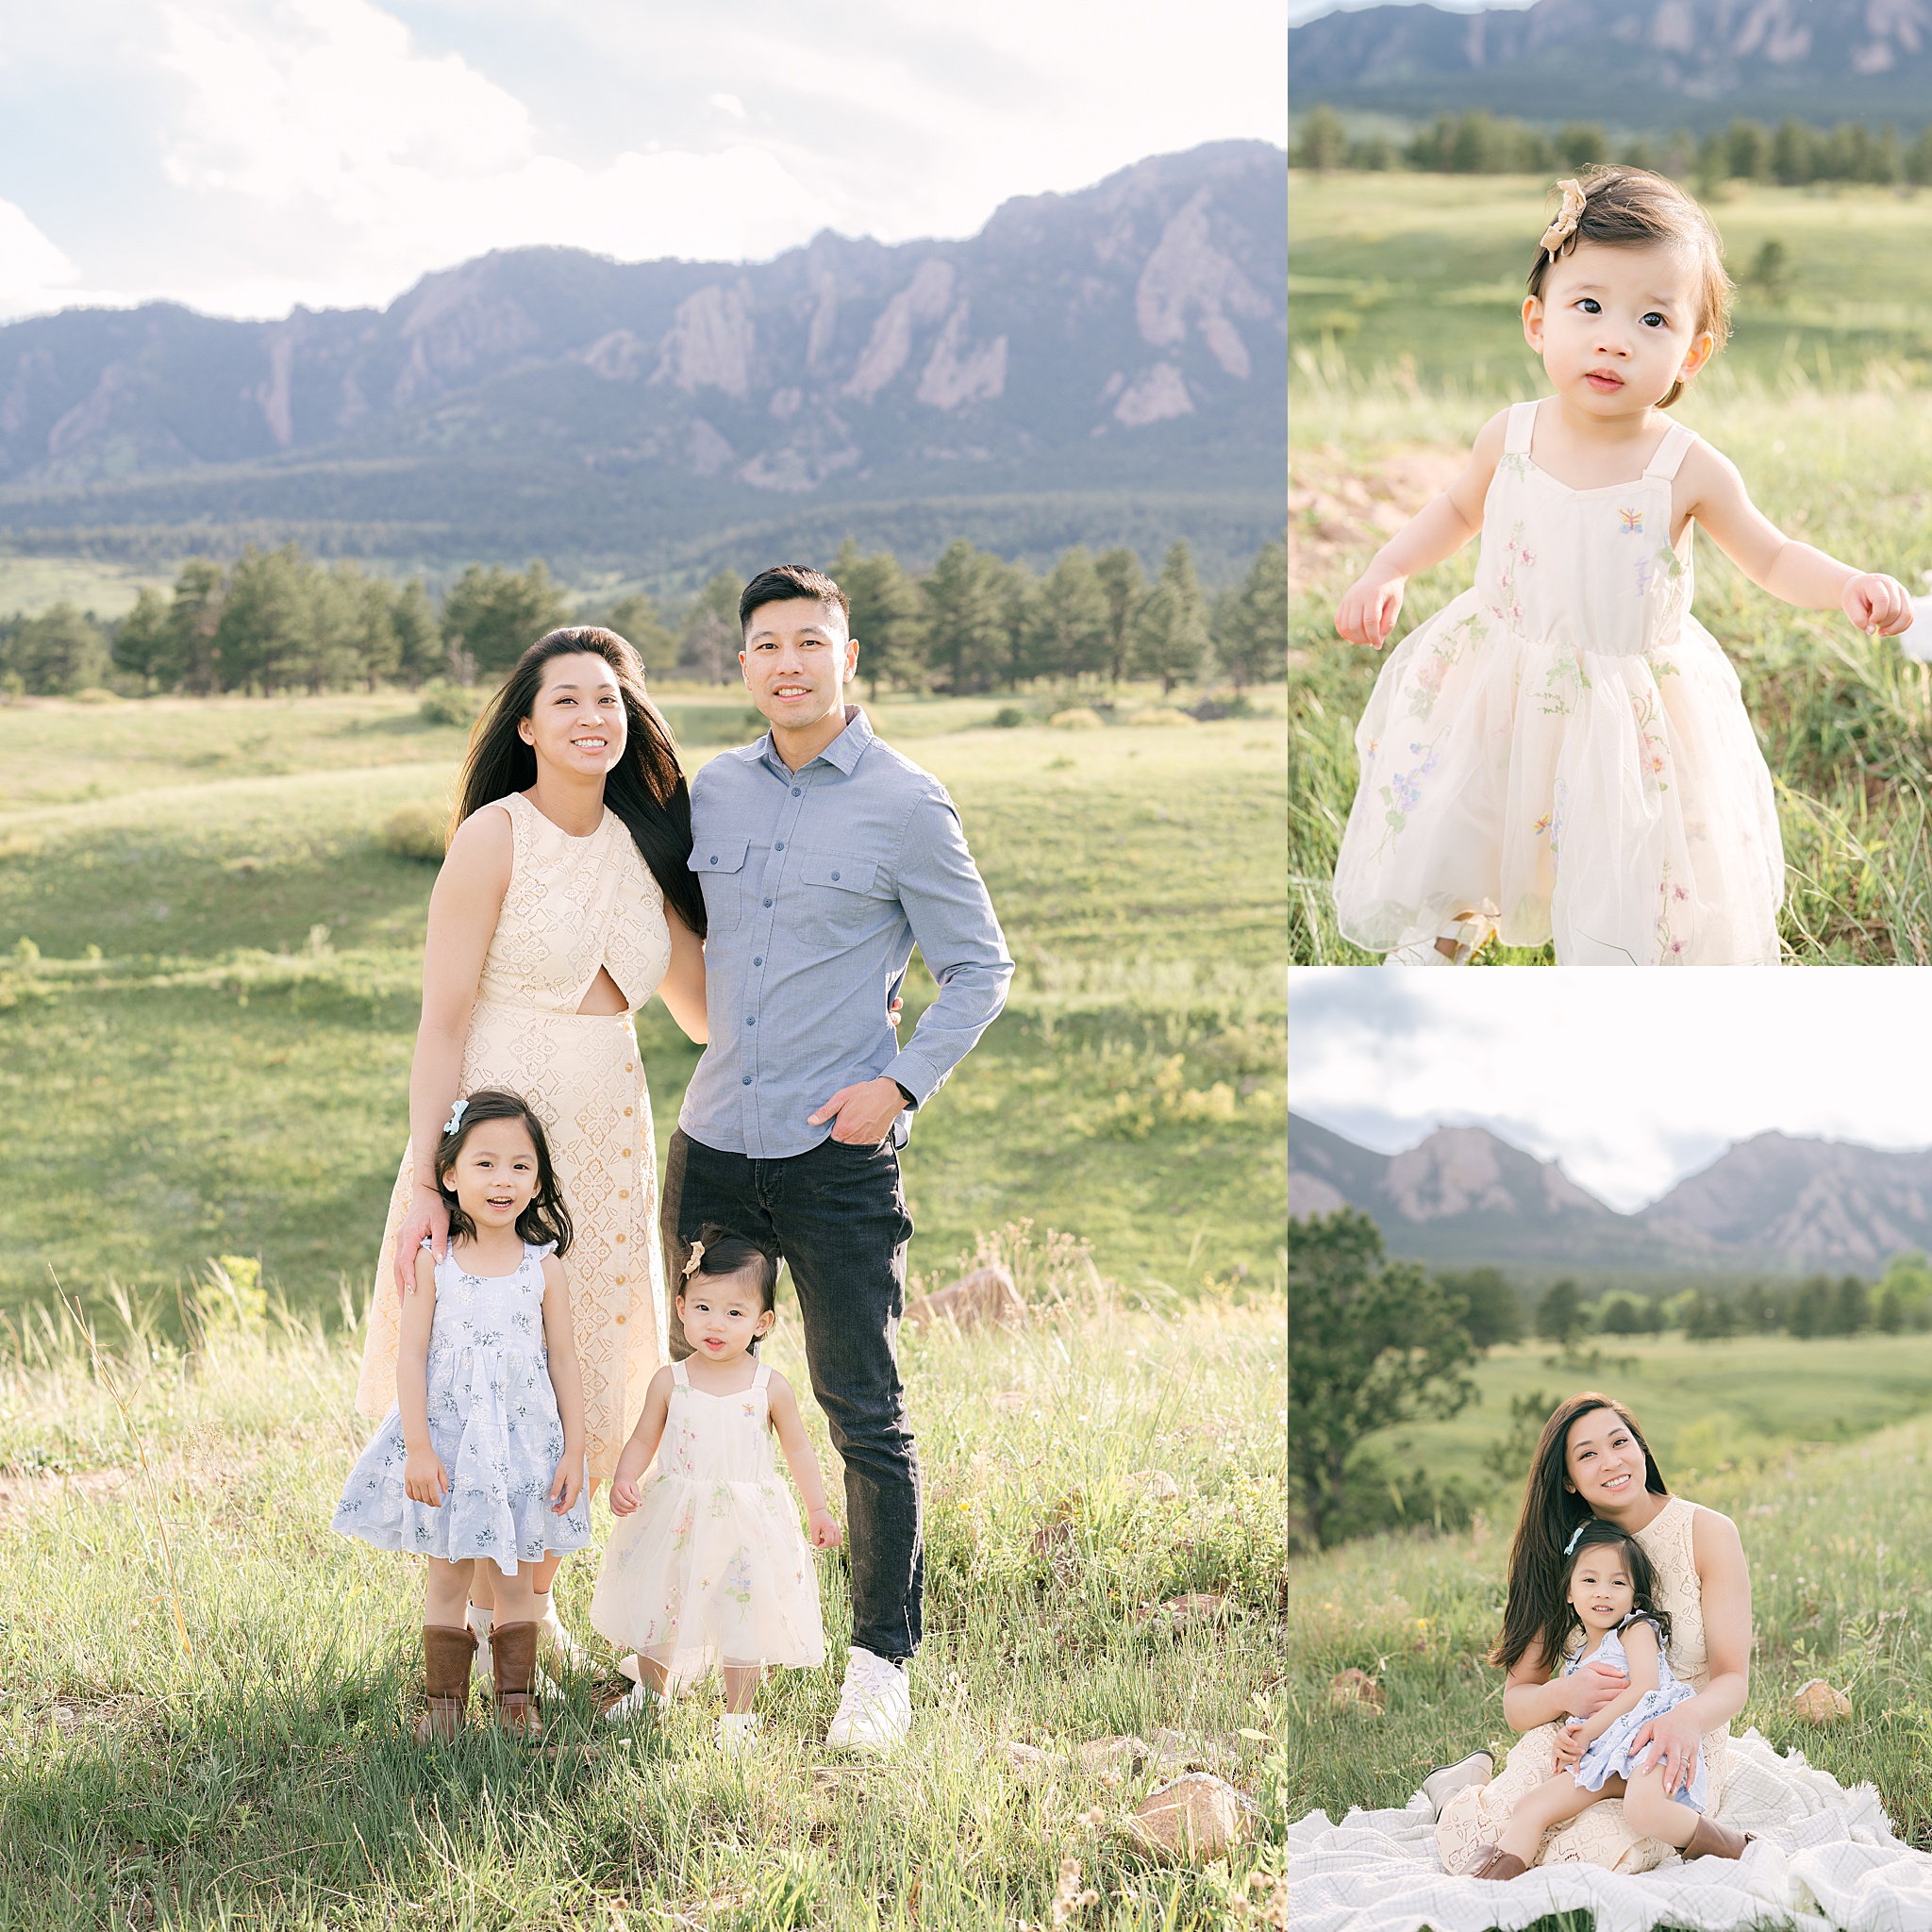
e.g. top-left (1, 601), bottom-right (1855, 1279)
top-left (717, 1711), bottom-right (759, 1756)
top-left (824, 1646), bottom-right (910, 1753)
top-left (535, 1593), bottom-right (591, 1674)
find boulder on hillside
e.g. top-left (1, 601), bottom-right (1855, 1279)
top-left (905, 1264), bottom-right (1025, 1333)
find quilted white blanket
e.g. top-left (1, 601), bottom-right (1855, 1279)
top-left (1290, 1732), bottom-right (1932, 1932)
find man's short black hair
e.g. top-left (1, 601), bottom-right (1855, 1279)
top-left (740, 564), bottom-right (851, 635)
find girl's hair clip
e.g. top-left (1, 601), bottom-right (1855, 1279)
top-left (681, 1239), bottom-right (706, 1280)
top-left (442, 1098), bottom-right (468, 1138)
top-left (1540, 177), bottom-right (1588, 261)
top-left (1564, 1521), bottom-right (1589, 1557)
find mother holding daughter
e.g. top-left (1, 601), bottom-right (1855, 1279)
top-left (1433, 1392), bottom-right (1757, 1875)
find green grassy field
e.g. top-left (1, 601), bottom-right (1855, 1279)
top-left (1359, 1333), bottom-right (1932, 1504)
top-left (0, 686), bottom-right (1287, 1323)
top-left (1289, 173), bottom-right (1932, 964)
top-left (0, 1282), bottom-right (1287, 1927)
top-left (1290, 1410), bottom-right (1932, 1852)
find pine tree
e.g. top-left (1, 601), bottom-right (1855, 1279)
top-left (2, 603), bottom-right (109, 693)
top-left (1093, 547), bottom-right (1146, 687)
top-left (1128, 541), bottom-right (1209, 695)
top-left (110, 587), bottom-right (172, 687)
top-left (830, 539), bottom-right (926, 697)
top-left (1214, 539), bottom-right (1288, 688)
top-left (676, 570), bottom-right (744, 684)
top-left (920, 540), bottom-right (1008, 694)
top-left (603, 591), bottom-right (678, 679)
top-left (1028, 546), bottom-right (1110, 684)
top-left (390, 579), bottom-right (441, 687)
top-left (442, 560), bottom-right (572, 678)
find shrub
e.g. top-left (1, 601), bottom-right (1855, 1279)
top-left (381, 799), bottom-right (448, 862)
top-left (70, 687), bottom-right (122, 706)
top-left (418, 680), bottom-right (481, 727)
top-left (1129, 707), bottom-right (1198, 727)
top-left (991, 705), bottom-right (1027, 728)
top-left (1050, 707), bottom-right (1104, 730)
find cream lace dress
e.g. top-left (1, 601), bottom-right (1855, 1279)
top-left (1437, 1497), bottom-right (1733, 1876)
top-left (356, 791), bottom-right (673, 1478)
top-left (1332, 398), bottom-right (1784, 965)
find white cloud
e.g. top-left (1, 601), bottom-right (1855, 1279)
top-left (0, 200), bottom-right (81, 314)
top-left (1290, 970), bottom-right (1932, 1213)
top-left (143, 0), bottom-right (841, 311)
top-left (709, 92), bottom-right (746, 120)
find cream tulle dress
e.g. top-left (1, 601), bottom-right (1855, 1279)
top-left (589, 1359), bottom-right (824, 1689)
top-left (356, 791), bottom-right (672, 1478)
top-left (1332, 398), bottom-right (1784, 965)
top-left (1437, 1497), bottom-right (1734, 1875)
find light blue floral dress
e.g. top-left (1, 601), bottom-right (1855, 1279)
top-left (332, 1241), bottom-right (591, 1576)
top-left (1564, 1614), bottom-right (1707, 1813)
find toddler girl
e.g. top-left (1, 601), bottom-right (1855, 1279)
top-left (333, 1089), bottom-right (591, 1742)
top-left (1463, 1520), bottom-right (1740, 1879)
top-left (591, 1226), bottom-right (841, 1753)
top-left (1332, 166), bottom-right (1912, 966)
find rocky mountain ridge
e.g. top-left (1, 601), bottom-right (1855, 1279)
top-left (0, 142), bottom-right (1285, 578)
top-left (1291, 1113), bottom-right (1932, 1272)
top-left (1289, 0), bottom-right (1932, 127)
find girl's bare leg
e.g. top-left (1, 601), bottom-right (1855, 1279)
top-left (1621, 1766), bottom-right (1700, 1849)
top-left (425, 1557), bottom-right (474, 1629)
top-left (1495, 1772), bottom-right (1619, 1864)
top-left (723, 1663), bottom-right (762, 1715)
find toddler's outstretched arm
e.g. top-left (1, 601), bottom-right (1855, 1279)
top-left (1335, 409), bottom-right (1510, 648)
top-left (768, 1373), bottom-right (843, 1550)
top-left (538, 1255), bottom-right (586, 1516)
top-left (1685, 445), bottom-right (1912, 635)
top-left (608, 1367), bottom-right (674, 1517)
top-left (398, 1246), bottom-right (448, 1507)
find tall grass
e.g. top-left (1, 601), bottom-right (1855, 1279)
top-left (0, 1273), bottom-right (1286, 1929)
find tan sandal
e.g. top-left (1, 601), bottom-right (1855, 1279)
top-left (491, 1620), bottom-right (542, 1741)
top-left (416, 1624), bottom-right (476, 1745)
top-left (1466, 1844), bottom-right (1527, 1881)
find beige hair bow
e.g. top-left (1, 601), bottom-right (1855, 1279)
top-left (1540, 178), bottom-right (1588, 261)
top-left (681, 1239), bottom-right (706, 1279)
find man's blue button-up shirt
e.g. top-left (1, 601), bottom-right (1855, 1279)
top-left (678, 707), bottom-right (1014, 1159)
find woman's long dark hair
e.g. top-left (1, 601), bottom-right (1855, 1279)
top-left (435, 1088), bottom-right (574, 1255)
top-left (1561, 1519), bottom-right (1674, 1656)
top-left (1492, 1391), bottom-right (1671, 1673)
top-left (453, 626), bottom-right (706, 936)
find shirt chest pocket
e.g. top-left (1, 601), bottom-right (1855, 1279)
top-left (795, 853), bottom-right (891, 941)
top-left (689, 840), bottom-right (751, 934)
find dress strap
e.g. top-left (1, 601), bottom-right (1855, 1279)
top-left (672, 1360), bottom-right (690, 1388)
top-left (1504, 398), bottom-right (1539, 455)
top-left (1643, 423), bottom-right (1695, 481)
top-left (752, 1361), bottom-right (772, 1391)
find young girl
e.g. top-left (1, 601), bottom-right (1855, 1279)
top-left (1463, 1519), bottom-right (1742, 1879)
top-left (1331, 166), bottom-right (1913, 966)
top-left (590, 1226), bottom-right (841, 1753)
top-left (333, 1089), bottom-right (591, 1742)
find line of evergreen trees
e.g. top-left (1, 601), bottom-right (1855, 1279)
top-left (1295, 104), bottom-right (1932, 191)
top-left (0, 534), bottom-right (1287, 701)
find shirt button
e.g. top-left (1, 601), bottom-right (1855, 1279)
top-left (746, 1016), bottom-right (756, 1026)
top-left (616, 1233), bottom-right (625, 1243)
top-left (762, 897), bottom-right (773, 908)
top-left (831, 870), bottom-right (841, 881)
top-left (753, 956), bottom-right (762, 966)
top-left (708, 855), bottom-right (719, 864)
top-left (791, 787), bottom-right (801, 797)
top-left (774, 841), bottom-right (785, 851)
top-left (622, 1147), bottom-right (631, 1158)
top-left (619, 1189), bottom-right (629, 1200)
top-left (624, 1106), bottom-right (633, 1116)
top-left (625, 1063), bottom-right (633, 1073)
top-left (615, 1274), bottom-right (626, 1285)
top-left (615, 1312), bottom-right (626, 1324)
top-left (741, 1074), bottom-right (753, 1086)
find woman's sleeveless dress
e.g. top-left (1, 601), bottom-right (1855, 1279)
top-left (588, 1359), bottom-right (824, 1689)
top-left (355, 792), bottom-right (673, 1478)
top-left (1332, 398), bottom-right (1784, 965)
top-left (1437, 1497), bottom-right (1733, 1875)
top-left (333, 1241), bottom-right (592, 1574)
top-left (1565, 1615), bottom-right (1707, 1813)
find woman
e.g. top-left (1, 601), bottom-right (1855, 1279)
top-left (356, 625), bottom-right (708, 1665)
top-left (1434, 1393), bottom-right (1753, 1875)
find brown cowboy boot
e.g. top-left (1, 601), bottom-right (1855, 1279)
top-left (416, 1624), bottom-right (476, 1745)
top-left (1683, 1816), bottom-right (1753, 1861)
top-left (491, 1620), bottom-right (542, 1741)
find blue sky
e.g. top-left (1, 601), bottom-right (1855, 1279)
top-left (1290, 971), bottom-right (1932, 1212)
top-left (0, 1), bottom-right (1286, 321)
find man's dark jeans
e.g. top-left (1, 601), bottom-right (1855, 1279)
top-left (659, 1126), bottom-right (923, 1663)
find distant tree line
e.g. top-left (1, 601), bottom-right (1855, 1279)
top-left (1295, 104), bottom-right (1932, 191)
top-left (0, 534), bottom-right (1286, 701)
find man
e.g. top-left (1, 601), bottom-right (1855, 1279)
top-left (664, 561), bottom-right (1012, 1752)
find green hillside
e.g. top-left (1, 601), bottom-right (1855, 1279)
top-left (0, 688), bottom-right (1287, 1322)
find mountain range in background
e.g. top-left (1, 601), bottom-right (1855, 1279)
top-left (1290, 1112), bottom-right (1932, 1279)
top-left (1289, 0), bottom-right (1932, 130)
top-left (0, 142), bottom-right (1284, 591)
